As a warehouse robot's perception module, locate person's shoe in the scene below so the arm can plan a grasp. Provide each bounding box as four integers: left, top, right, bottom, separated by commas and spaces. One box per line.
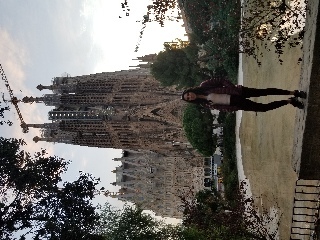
290, 97, 304, 109
294, 90, 307, 99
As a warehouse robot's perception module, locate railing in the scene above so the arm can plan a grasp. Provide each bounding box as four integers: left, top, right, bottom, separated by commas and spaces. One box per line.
290, 180, 320, 240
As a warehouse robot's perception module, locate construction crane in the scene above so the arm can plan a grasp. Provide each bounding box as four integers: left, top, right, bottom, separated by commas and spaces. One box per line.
0, 64, 29, 133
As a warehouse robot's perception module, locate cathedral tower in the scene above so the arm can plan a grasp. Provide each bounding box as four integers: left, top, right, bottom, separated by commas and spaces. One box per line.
25, 68, 194, 156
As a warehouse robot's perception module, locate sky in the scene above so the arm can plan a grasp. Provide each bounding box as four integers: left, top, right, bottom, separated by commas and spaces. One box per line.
0, 0, 187, 222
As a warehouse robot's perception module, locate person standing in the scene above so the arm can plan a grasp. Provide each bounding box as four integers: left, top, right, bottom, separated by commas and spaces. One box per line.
181, 77, 306, 112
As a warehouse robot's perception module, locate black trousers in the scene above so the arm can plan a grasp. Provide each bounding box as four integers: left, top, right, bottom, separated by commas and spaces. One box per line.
230, 87, 291, 112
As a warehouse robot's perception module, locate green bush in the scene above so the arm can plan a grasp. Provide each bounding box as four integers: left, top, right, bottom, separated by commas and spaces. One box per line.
220, 113, 238, 203
182, 104, 215, 156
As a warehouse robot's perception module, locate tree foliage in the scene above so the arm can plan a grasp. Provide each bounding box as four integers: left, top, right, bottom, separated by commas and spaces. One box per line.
121, 0, 177, 26
240, 0, 305, 65
177, 0, 216, 42
147, 0, 177, 27
143, 0, 241, 84
181, 189, 227, 229
150, 47, 208, 88
96, 203, 182, 240
0, 137, 102, 240
180, 0, 304, 66
120, 0, 179, 52
178, 0, 240, 80
0, 101, 12, 127
182, 104, 215, 156
179, 188, 273, 240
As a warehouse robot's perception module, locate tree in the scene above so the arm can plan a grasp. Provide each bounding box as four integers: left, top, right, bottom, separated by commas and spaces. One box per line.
121, 0, 180, 52
182, 104, 215, 156
0, 101, 12, 127
0, 137, 102, 240
179, 187, 277, 240
240, 0, 305, 64
31, 172, 102, 240
180, 189, 227, 231
178, 0, 216, 42
147, 0, 177, 27
180, 0, 240, 80
121, 0, 177, 27
96, 203, 182, 240
151, 47, 208, 88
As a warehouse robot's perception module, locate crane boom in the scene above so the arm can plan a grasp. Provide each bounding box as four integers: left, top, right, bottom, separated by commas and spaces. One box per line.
0, 64, 29, 133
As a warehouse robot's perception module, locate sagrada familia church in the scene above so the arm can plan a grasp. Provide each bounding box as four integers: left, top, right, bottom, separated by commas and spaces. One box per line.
22, 54, 211, 218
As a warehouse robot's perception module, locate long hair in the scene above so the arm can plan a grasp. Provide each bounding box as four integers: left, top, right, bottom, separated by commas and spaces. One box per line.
181, 86, 210, 106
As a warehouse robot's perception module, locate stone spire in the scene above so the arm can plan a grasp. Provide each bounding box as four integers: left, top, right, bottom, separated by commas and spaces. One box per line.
36, 84, 53, 91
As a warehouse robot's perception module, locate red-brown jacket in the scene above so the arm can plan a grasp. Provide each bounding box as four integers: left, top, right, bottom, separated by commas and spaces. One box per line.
200, 77, 243, 112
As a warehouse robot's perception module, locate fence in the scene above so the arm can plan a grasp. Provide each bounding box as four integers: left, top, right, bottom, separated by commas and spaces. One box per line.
290, 180, 320, 240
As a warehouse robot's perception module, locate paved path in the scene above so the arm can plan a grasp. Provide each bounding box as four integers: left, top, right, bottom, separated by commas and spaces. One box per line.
240, 0, 320, 238
292, 0, 320, 180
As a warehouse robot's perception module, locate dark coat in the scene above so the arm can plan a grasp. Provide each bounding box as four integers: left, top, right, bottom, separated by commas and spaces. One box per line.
200, 78, 243, 112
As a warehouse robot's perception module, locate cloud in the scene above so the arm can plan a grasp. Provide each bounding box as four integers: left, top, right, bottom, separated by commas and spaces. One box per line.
0, 28, 53, 155
0, 28, 28, 91
84, 0, 188, 73
81, 157, 88, 168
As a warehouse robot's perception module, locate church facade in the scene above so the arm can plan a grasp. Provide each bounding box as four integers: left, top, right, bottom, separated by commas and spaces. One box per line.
108, 150, 205, 218
23, 66, 210, 218
24, 68, 195, 156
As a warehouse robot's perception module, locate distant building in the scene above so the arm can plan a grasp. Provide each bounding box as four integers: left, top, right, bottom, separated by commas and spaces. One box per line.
109, 150, 205, 218
204, 154, 224, 191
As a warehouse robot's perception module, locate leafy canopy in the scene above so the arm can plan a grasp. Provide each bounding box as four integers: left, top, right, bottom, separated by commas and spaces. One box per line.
182, 104, 215, 156
0, 137, 102, 240
96, 203, 182, 240
151, 47, 208, 88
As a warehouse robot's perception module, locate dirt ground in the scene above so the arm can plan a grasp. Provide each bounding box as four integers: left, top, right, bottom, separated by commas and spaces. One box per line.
239, 0, 320, 238
240, 37, 303, 239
